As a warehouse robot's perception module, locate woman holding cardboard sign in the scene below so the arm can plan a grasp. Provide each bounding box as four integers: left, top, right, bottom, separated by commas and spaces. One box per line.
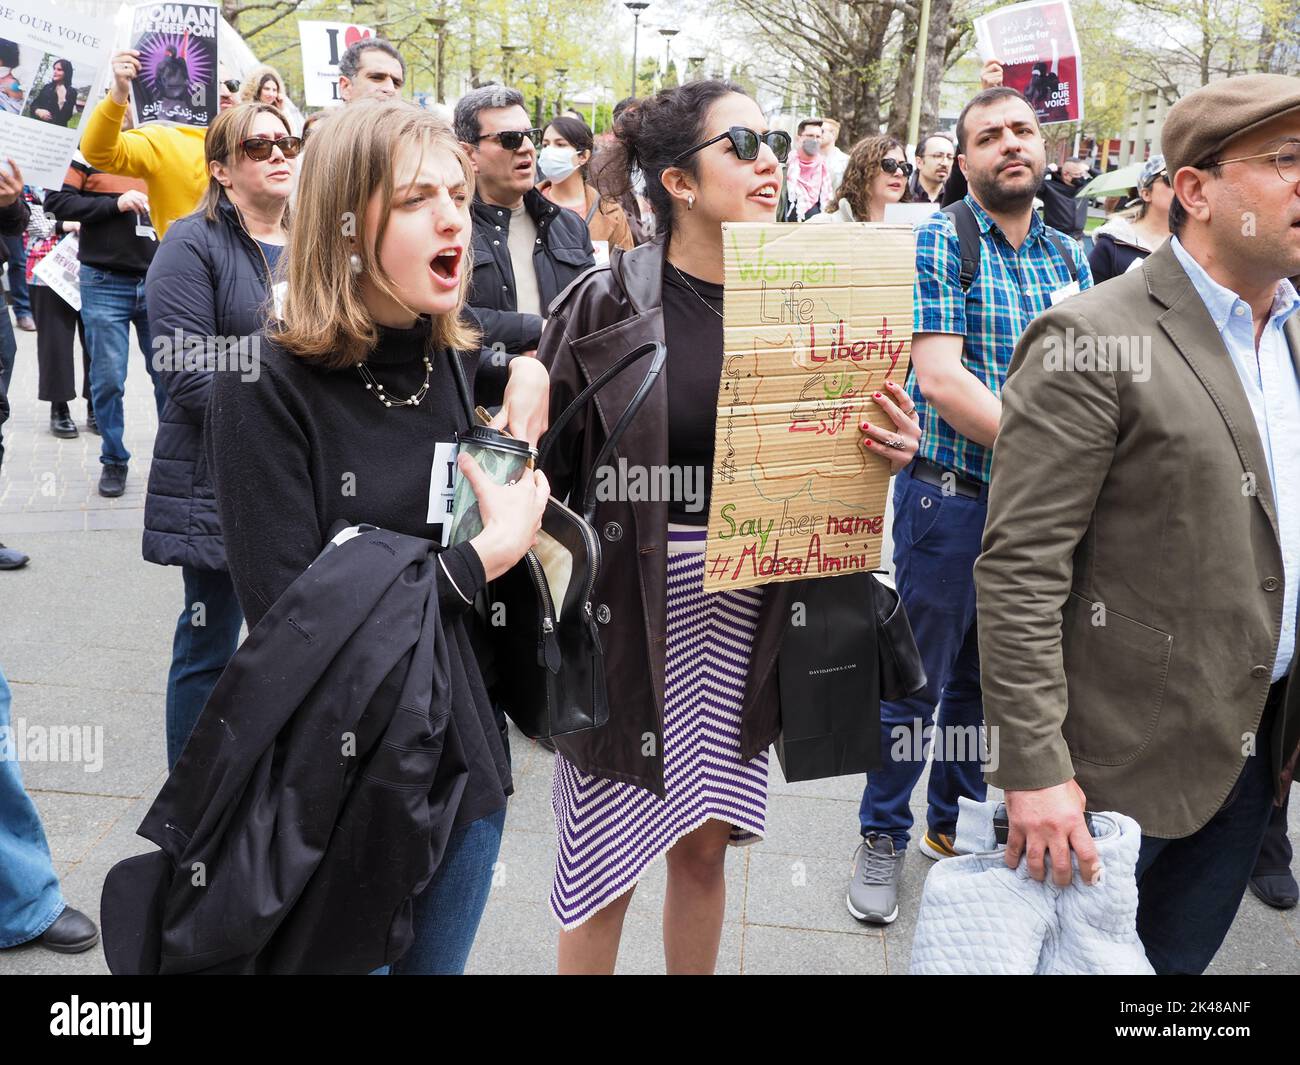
537, 79, 920, 973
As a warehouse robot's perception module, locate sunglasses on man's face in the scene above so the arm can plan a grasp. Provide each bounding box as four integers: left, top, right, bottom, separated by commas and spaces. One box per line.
478, 128, 543, 151
672, 126, 792, 167
241, 134, 303, 162
880, 158, 914, 177
222, 79, 241, 94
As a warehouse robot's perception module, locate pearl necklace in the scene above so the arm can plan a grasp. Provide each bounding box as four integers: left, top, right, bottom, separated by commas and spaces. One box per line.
356, 355, 433, 408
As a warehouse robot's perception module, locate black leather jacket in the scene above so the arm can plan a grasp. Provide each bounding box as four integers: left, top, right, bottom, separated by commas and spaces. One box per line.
469, 186, 594, 406
537, 239, 799, 797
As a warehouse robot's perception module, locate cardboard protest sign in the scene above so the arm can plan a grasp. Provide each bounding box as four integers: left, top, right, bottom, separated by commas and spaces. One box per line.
705, 222, 914, 593
129, 1, 219, 127
975, 0, 1084, 125
0, 0, 114, 190
298, 20, 373, 107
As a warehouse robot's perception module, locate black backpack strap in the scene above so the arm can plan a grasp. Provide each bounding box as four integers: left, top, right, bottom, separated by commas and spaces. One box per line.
940, 200, 982, 292
585, 196, 601, 225
1043, 229, 1080, 282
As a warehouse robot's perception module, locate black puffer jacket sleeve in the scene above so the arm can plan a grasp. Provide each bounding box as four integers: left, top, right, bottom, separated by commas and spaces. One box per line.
470, 309, 544, 409
145, 221, 220, 416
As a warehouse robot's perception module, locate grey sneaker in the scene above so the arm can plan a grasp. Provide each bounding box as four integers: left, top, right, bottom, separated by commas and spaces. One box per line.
847, 833, 905, 924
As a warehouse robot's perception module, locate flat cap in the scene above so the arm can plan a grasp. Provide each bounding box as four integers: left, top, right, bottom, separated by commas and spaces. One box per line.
1162, 73, 1300, 174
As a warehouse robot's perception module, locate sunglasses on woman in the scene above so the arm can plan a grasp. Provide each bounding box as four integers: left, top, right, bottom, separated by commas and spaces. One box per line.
241, 134, 304, 161
880, 158, 914, 177
477, 127, 544, 151
671, 126, 792, 167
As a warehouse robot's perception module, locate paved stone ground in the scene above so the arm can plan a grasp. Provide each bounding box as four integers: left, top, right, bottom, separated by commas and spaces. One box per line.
0, 323, 1296, 975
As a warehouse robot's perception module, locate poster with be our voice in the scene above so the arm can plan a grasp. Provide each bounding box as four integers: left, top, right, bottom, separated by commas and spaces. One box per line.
975, 0, 1085, 126
0, 0, 115, 190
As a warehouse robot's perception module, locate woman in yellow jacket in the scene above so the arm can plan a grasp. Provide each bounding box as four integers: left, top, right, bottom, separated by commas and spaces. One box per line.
80, 50, 240, 237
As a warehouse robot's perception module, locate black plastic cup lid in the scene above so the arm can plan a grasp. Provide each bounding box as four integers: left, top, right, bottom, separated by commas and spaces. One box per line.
457, 424, 537, 458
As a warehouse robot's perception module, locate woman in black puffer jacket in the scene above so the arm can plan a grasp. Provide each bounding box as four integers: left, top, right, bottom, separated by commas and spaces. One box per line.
143, 101, 299, 768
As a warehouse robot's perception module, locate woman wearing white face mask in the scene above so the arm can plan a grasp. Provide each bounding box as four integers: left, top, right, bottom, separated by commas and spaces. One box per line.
537, 116, 634, 257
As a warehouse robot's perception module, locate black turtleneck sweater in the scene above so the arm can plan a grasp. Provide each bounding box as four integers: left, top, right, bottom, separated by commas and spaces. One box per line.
205, 319, 512, 826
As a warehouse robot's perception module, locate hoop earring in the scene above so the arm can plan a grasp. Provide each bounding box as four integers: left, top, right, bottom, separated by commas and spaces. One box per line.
348, 252, 362, 275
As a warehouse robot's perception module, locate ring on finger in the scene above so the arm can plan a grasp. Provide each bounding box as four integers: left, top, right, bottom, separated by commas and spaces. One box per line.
885, 436, 906, 450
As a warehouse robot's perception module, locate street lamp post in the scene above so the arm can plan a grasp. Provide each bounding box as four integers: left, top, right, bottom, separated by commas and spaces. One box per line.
906, 0, 933, 151
554, 67, 568, 116
425, 14, 448, 104
624, 2, 650, 98
501, 43, 520, 85
659, 27, 679, 89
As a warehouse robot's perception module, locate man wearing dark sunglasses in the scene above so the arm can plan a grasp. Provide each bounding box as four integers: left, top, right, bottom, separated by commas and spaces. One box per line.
453, 85, 594, 408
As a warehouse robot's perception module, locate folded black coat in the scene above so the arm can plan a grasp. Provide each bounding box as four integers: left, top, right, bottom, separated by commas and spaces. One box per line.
100, 526, 471, 975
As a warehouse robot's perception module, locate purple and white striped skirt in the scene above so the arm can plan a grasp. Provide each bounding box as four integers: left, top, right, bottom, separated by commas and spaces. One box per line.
549, 525, 768, 929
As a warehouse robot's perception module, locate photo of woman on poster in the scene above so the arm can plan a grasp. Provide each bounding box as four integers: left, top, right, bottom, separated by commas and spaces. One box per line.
28, 57, 79, 126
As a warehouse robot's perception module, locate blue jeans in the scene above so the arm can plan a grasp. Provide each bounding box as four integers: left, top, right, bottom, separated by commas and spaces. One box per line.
1134, 685, 1282, 974
165, 566, 244, 769
859, 464, 988, 846
4, 235, 29, 318
376, 806, 506, 975
0, 666, 66, 947
79, 265, 164, 466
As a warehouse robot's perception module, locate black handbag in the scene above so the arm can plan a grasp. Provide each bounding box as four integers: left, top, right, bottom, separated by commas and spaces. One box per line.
775, 571, 925, 782
449, 341, 667, 739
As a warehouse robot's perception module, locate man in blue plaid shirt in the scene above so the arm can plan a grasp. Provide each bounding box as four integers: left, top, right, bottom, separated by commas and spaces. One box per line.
848, 87, 1093, 926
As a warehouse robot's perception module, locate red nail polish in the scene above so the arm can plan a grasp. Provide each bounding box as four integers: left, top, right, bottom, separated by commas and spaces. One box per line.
874, 392, 882, 398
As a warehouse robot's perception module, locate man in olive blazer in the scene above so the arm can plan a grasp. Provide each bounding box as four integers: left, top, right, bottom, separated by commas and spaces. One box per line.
975, 74, 1300, 974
